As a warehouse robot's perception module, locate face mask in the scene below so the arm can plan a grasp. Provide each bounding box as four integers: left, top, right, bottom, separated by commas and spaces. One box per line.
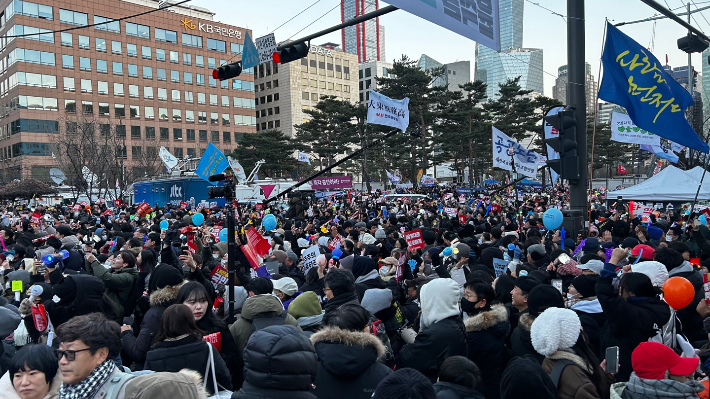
566, 293, 576, 299
666, 235, 673, 241
478, 239, 483, 245
213, 254, 219, 259
460, 298, 482, 315
379, 266, 389, 276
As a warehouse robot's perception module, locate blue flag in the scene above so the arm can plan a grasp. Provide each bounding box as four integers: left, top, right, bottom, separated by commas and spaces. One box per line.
640, 144, 679, 163
599, 22, 708, 153
195, 143, 228, 185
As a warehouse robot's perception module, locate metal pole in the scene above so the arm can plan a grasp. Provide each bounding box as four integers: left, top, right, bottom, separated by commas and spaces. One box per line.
688, 3, 693, 95
567, 0, 587, 236
226, 199, 236, 319
692, 156, 709, 211
276, 5, 398, 50
637, 0, 710, 41
616, 4, 710, 26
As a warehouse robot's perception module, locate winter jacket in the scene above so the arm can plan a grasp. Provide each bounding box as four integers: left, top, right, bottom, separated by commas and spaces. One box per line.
397, 316, 468, 383
87, 260, 139, 322
541, 350, 608, 399
463, 304, 510, 399
433, 382, 486, 399
510, 313, 544, 364
297, 312, 324, 334
43, 274, 115, 328
0, 370, 61, 399
121, 369, 208, 399
597, 264, 671, 382
196, 314, 242, 389
354, 273, 388, 302
668, 261, 706, 343
310, 326, 392, 399
144, 336, 232, 395
571, 299, 606, 359
615, 372, 705, 399
228, 294, 301, 352
121, 282, 183, 369
232, 325, 318, 399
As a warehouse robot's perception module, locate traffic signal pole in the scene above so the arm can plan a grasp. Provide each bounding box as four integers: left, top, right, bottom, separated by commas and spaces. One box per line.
567, 0, 587, 236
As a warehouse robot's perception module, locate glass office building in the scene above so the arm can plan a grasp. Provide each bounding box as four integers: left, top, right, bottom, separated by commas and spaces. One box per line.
341, 0, 384, 62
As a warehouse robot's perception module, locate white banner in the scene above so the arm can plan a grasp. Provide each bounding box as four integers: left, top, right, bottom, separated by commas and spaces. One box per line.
385, 0, 500, 52
159, 146, 178, 169
386, 170, 400, 184
226, 156, 248, 182
420, 175, 436, 186
367, 91, 410, 131
492, 127, 540, 179
298, 151, 311, 165
611, 112, 661, 146
544, 106, 563, 183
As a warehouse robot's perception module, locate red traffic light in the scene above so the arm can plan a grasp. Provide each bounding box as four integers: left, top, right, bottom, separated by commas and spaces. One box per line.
272, 52, 281, 64
212, 69, 219, 80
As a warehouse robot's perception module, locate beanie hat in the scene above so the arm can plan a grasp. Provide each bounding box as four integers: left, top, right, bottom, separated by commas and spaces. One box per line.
647, 226, 664, 241
570, 275, 598, 298
531, 307, 581, 357
151, 265, 184, 290
514, 276, 542, 295
339, 254, 354, 271
286, 251, 299, 264
288, 291, 322, 319
361, 288, 393, 315
631, 261, 669, 288
272, 277, 298, 297
270, 250, 288, 264
351, 256, 377, 279
527, 284, 564, 317
527, 244, 546, 261
375, 228, 386, 239
372, 368, 435, 399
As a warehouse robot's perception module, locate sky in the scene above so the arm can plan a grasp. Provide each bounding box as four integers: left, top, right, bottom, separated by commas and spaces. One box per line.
191, 0, 710, 97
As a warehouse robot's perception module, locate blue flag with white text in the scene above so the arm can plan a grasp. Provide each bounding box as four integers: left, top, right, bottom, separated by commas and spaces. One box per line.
599, 22, 708, 153
195, 143, 228, 185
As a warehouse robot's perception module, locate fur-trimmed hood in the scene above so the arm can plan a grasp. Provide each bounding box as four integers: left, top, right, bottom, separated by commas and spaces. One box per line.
464, 304, 509, 332
311, 326, 386, 378
149, 281, 185, 307
518, 312, 534, 332
547, 349, 594, 374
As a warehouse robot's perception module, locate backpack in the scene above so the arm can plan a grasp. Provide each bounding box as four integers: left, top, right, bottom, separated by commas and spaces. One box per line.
550, 359, 575, 390
102, 371, 137, 399
649, 308, 678, 350
249, 312, 288, 333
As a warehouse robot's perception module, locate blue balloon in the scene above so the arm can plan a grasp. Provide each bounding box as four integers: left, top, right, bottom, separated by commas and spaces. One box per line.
443, 247, 453, 257
262, 214, 277, 231
332, 248, 343, 259
543, 208, 564, 230
219, 228, 228, 243
701, 214, 708, 226
160, 220, 169, 230
192, 212, 205, 226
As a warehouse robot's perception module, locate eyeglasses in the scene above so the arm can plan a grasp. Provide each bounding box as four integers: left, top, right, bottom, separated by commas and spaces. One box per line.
56, 348, 91, 361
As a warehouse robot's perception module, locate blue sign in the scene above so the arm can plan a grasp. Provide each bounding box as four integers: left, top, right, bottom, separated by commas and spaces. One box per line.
599, 22, 709, 153
241, 31, 260, 69
195, 143, 228, 185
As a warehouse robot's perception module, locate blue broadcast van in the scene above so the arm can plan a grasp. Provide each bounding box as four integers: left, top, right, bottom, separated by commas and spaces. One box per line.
131, 177, 226, 208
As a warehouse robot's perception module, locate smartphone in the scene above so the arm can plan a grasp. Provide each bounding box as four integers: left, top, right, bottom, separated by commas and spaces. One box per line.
552, 279, 563, 293
605, 346, 620, 374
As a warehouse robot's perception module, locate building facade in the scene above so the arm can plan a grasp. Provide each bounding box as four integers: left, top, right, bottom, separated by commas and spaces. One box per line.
597, 102, 625, 125
552, 62, 598, 117
0, 0, 256, 182
341, 0, 385, 63
254, 44, 358, 138
474, 0, 544, 99
419, 54, 471, 92
358, 59, 392, 103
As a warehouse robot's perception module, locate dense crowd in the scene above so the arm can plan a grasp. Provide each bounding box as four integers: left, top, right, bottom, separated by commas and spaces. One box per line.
0, 186, 708, 399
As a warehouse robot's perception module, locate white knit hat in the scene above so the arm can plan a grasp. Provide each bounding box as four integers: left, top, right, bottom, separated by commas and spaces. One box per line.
531, 307, 581, 357
631, 261, 669, 288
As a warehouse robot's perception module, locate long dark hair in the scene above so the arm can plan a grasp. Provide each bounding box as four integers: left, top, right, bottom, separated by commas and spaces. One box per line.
569, 331, 608, 398
139, 249, 157, 274
154, 304, 205, 344
620, 272, 657, 298
493, 274, 515, 305
175, 281, 225, 329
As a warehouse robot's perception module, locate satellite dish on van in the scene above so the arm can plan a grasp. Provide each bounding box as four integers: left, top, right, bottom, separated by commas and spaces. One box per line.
49, 168, 66, 184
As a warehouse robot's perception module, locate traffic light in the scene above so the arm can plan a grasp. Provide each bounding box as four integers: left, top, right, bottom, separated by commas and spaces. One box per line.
544, 109, 579, 180
273, 42, 309, 64
212, 61, 242, 81
678, 33, 709, 53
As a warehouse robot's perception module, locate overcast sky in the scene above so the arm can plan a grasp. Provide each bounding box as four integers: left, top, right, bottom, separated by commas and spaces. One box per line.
193, 0, 710, 97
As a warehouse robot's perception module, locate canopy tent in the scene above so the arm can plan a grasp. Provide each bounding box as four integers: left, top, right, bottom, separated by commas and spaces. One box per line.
516, 179, 543, 188
610, 166, 710, 201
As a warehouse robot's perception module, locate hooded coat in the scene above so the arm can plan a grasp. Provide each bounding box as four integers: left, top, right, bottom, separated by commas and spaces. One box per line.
43, 274, 115, 328
668, 261, 706, 343
228, 294, 301, 352
88, 260, 139, 322
463, 304, 510, 399
510, 313, 544, 364
541, 350, 607, 399
310, 326, 391, 399
433, 382, 486, 399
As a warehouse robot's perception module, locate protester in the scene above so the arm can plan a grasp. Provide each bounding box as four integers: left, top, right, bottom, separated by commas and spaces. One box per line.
433, 356, 485, 399
0, 344, 60, 399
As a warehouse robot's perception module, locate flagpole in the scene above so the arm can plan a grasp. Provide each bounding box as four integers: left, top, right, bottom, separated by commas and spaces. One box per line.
691, 153, 709, 212
589, 20, 608, 234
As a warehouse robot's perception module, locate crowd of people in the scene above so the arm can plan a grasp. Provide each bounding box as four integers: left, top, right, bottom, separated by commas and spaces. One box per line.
0, 185, 708, 399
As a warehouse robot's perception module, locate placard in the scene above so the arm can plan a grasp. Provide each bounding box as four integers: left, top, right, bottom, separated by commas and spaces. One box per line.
493, 258, 510, 277
404, 229, 425, 251
301, 245, 320, 274
210, 264, 229, 287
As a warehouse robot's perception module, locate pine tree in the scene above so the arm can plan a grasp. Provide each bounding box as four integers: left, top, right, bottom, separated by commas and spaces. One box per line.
231, 130, 297, 178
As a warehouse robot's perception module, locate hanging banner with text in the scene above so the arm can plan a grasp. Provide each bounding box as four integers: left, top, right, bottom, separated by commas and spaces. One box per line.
310, 176, 353, 190
492, 127, 540, 179
610, 112, 662, 146
367, 91, 410, 131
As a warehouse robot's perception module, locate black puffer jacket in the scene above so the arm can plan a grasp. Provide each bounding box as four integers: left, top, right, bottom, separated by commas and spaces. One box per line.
510, 313, 543, 364
396, 316, 468, 383
463, 305, 510, 399
144, 336, 232, 395
310, 326, 392, 399
433, 382, 486, 399
669, 264, 706, 343
44, 274, 116, 328
597, 272, 671, 382
232, 325, 318, 399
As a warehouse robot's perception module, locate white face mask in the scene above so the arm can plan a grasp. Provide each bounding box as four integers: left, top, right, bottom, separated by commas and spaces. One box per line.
379, 266, 389, 276
666, 235, 673, 242
566, 293, 576, 299
212, 254, 220, 259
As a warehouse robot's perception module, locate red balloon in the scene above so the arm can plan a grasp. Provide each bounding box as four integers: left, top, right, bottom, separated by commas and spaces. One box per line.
662, 276, 695, 310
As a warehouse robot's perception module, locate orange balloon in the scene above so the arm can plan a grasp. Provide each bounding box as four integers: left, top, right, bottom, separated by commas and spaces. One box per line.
662, 276, 695, 310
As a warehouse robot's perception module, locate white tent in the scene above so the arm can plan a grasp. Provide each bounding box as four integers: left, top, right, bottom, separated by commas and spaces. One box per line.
610, 166, 710, 201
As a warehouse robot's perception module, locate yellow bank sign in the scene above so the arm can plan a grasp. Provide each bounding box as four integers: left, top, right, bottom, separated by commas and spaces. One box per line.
180, 18, 242, 39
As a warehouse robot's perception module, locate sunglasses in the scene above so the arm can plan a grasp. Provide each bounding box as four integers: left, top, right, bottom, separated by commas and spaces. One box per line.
56, 348, 91, 361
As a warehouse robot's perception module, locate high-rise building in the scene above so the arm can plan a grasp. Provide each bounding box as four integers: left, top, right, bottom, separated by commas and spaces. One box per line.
419, 54, 471, 92
0, 0, 255, 182
597, 102, 625, 125
341, 0, 384, 63
552, 63, 598, 117
665, 63, 703, 136
474, 0, 544, 99
254, 44, 358, 137
358, 59, 392, 103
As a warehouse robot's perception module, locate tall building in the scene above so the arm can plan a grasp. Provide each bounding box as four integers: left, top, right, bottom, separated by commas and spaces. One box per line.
419, 54, 471, 92
0, 0, 255, 182
666, 63, 703, 136
341, 0, 385, 63
474, 0, 544, 99
552, 63, 598, 117
597, 102, 625, 125
254, 44, 358, 137
358, 59, 392, 103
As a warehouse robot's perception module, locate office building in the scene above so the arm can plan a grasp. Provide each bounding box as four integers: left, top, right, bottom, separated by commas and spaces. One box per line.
418, 54, 471, 92
341, 0, 385, 62
666, 63, 703, 135
474, 0, 544, 99
0, 0, 256, 182
597, 102, 625, 125
254, 44, 358, 137
552, 62, 598, 116
358, 59, 392, 103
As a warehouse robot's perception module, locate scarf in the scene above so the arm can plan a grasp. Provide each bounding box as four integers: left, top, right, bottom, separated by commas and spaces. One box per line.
59, 359, 115, 399
622, 373, 705, 399
324, 291, 359, 315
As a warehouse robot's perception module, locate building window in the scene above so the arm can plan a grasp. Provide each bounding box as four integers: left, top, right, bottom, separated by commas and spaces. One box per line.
211, 131, 220, 142
207, 38, 226, 52
128, 64, 138, 77
158, 88, 167, 101
198, 111, 207, 123
210, 94, 217, 106
199, 130, 207, 141
62, 55, 73, 69
187, 148, 196, 158
196, 55, 204, 67
61, 32, 72, 46
127, 43, 137, 57
97, 103, 109, 116
132, 146, 142, 158
155, 28, 177, 43
174, 148, 183, 158
182, 53, 192, 66
131, 125, 141, 138
112, 62, 122, 75
160, 127, 169, 139
142, 46, 151, 59
197, 93, 205, 104
65, 99, 76, 113
185, 91, 194, 103
210, 113, 219, 124
81, 101, 93, 115
173, 128, 182, 140
115, 104, 125, 117
223, 131, 231, 142
77, 34, 89, 49
196, 74, 205, 86
222, 113, 230, 125
95, 38, 106, 52
80, 79, 91, 93
184, 72, 193, 85
182, 33, 202, 48
143, 66, 153, 79
171, 89, 180, 102
8, 1, 53, 20
129, 85, 138, 98
59, 9, 87, 26
208, 76, 217, 88
159, 108, 168, 121
63, 77, 75, 91
94, 16, 120, 33
145, 107, 154, 119
79, 57, 90, 71
126, 22, 150, 39
146, 126, 155, 138
221, 96, 229, 107
230, 42, 243, 54
111, 41, 121, 54
186, 110, 194, 122
130, 105, 139, 118
156, 48, 165, 61
157, 68, 166, 81
302, 92, 309, 100
170, 70, 179, 83
97, 59, 107, 73
98, 81, 108, 94
113, 83, 124, 96
144, 86, 153, 99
